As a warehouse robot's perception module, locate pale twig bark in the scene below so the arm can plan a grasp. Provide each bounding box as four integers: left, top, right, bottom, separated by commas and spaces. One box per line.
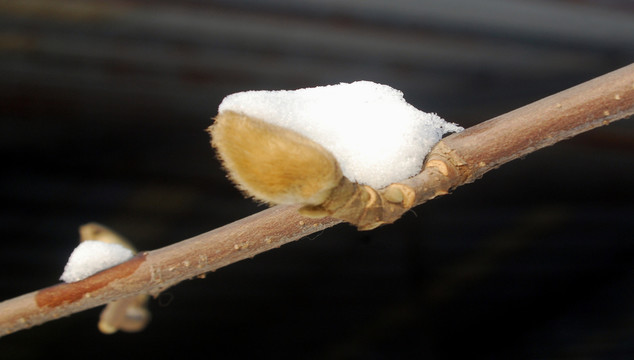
1, 63, 632, 337
324, 63, 634, 229
0, 206, 341, 337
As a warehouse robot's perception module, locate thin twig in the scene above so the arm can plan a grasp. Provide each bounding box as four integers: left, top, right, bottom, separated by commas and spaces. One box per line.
1, 63, 632, 337
0, 206, 341, 336
298, 63, 634, 229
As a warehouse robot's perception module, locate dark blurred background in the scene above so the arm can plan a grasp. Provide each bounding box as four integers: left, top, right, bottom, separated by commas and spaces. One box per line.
1, 0, 633, 359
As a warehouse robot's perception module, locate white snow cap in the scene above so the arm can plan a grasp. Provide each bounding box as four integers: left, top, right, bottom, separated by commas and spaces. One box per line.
60, 240, 134, 283
219, 81, 463, 189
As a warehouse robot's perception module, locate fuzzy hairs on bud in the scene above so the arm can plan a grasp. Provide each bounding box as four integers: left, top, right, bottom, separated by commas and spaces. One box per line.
209, 111, 343, 206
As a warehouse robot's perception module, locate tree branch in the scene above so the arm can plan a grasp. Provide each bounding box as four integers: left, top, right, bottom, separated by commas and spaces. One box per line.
1, 63, 632, 337
294, 63, 634, 229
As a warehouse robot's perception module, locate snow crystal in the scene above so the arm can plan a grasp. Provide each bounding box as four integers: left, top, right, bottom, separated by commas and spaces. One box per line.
60, 240, 134, 283
218, 81, 462, 189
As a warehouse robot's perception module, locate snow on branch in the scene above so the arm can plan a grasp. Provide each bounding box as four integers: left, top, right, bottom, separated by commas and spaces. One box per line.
0, 63, 632, 337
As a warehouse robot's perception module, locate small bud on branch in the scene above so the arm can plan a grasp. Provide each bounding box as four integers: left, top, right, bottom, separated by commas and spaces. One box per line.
0, 63, 632, 337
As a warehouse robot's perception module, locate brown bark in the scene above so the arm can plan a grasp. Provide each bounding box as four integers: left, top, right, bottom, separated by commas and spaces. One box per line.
324, 63, 634, 229
0, 63, 632, 337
